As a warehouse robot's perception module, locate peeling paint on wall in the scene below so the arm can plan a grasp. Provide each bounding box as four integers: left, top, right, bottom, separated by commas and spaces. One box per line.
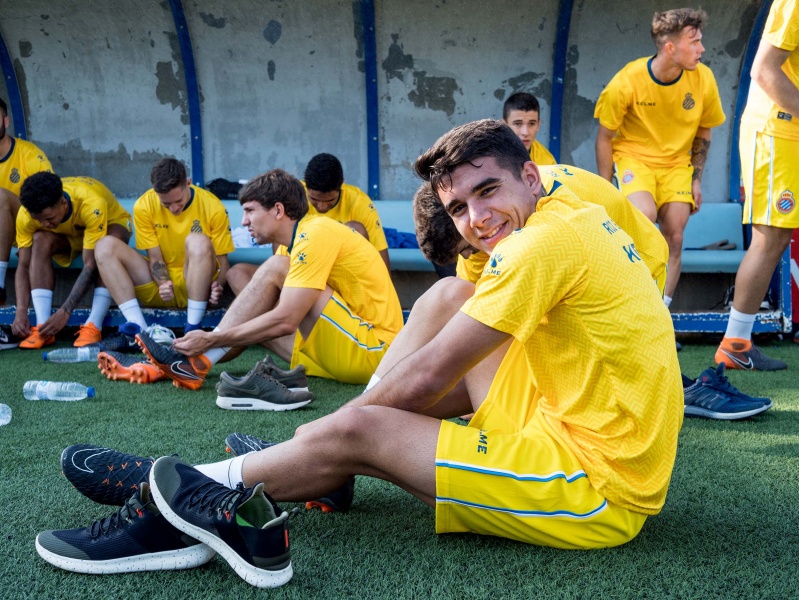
18, 40, 32, 58
351, 1, 364, 72
382, 34, 414, 82
268, 60, 276, 81
724, 2, 758, 58
495, 71, 553, 104
408, 71, 460, 116
263, 20, 282, 45
199, 12, 227, 29
561, 45, 596, 165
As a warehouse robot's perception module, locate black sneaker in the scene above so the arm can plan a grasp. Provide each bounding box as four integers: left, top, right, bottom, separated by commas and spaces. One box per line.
95, 322, 141, 354
0, 286, 6, 305
35, 482, 215, 574
223, 433, 354, 513
261, 355, 310, 392
149, 456, 293, 588
216, 363, 313, 411
136, 331, 211, 390
225, 433, 277, 456
61, 444, 155, 506
699, 363, 773, 410
683, 367, 770, 420
0, 324, 21, 350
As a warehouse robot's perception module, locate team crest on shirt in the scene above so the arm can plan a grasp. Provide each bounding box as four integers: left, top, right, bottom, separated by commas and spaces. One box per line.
190, 220, 202, 233
10, 168, 20, 184
682, 93, 695, 110
776, 190, 796, 214
622, 170, 634, 184
484, 253, 504, 276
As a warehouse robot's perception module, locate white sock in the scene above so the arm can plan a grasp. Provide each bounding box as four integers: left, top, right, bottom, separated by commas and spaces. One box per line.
663, 295, 673, 308
366, 373, 381, 391
725, 308, 756, 341
186, 299, 207, 326
118, 299, 148, 330
0, 260, 7, 287
204, 326, 230, 366
86, 288, 113, 328
31, 289, 53, 325
194, 455, 246, 488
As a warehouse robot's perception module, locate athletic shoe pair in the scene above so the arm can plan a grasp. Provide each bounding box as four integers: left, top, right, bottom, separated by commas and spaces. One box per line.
96, 325, 180, 385
216, 356, 313, 411
683, 364, 772, 420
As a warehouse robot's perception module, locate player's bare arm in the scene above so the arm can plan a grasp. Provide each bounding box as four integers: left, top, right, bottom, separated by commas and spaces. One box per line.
146, 246, 173, 302
752, 41, 799, 114
12, 246, 32, 337
595, 124, 617, 182
37, 248, 99, 337
346, 311, 510, 413
690, 127, 711, 212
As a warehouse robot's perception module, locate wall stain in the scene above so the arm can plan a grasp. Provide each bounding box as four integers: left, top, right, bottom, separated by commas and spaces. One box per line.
496, 71, 552, 102
351, 1, 364, 73
561, 45, 595, 165
268, 60, 276, 81
62, 103, 69, 110
154, 32, 190, 125
408, 71, 460, 116
199, 12, 227, 29
263, 20, 282, 45
725, 2, 759, 58
538, 17, 547, 31
382, 34, 413, 82
19, 41, 32, 58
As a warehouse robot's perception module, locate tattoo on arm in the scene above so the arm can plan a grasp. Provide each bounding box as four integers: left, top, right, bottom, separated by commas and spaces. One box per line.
61, 267, 98, 314
691, 137, 710, 182
152, 261, 169, 283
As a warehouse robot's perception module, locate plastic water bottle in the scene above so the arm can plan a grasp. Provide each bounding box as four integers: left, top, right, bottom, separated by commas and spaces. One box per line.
43, 346, 102, 363
0, 403, 11, 426
23, 381, 95, 401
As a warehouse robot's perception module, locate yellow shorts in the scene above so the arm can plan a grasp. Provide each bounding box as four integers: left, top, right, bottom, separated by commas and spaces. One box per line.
134, 266, 190, 308
53, 217, 132, 267
740, 126, 799, 228
291, 291, 390, 385
614, 156, 694, 211
435, 342, 646, 549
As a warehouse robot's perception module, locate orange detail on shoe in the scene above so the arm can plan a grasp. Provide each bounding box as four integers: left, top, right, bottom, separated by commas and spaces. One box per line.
102, 478, 110, 485
305, 501, 335, 513
225, 447, 232, 453
98, 352, 165, 384
74, 323, 102, 347
116, 481, 123, 487
136, 508, 144, 517
121, 463, 128, 469
19, 326, 56, 349
719, 336, 752, 352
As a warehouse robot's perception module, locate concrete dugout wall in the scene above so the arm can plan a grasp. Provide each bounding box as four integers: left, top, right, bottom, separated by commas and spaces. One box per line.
0, 0, 766, 201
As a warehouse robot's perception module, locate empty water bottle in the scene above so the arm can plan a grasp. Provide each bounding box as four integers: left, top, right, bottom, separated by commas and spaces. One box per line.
0, 403, 11, 425
23, 381, 95, 401
43, 346, 102, 363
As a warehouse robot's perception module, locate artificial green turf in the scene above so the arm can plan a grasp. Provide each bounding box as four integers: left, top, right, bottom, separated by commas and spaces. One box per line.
0, 337, 798, 599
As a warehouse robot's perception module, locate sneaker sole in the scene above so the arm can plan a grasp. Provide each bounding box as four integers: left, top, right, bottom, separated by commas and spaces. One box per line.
216, 396, 312, 411
684, 404, 771, 420
98, 354, 163, 384
0, 342, 19, 350
148, 470, 293, 589
35, 535, 215, 574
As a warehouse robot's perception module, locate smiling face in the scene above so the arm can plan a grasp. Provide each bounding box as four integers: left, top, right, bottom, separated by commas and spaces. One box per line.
436, 157, 541, 254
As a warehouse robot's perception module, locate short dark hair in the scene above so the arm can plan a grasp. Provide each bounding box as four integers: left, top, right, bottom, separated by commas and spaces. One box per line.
20, 172, 63, 214
150, 158, 188, 193
239, 168, 309, 220
0, 98, 7, 118
502, 92, 541, 121
304, 153, 344, 192
413, 182, 463, 266
651, 8, 707, 49
414, 119, 530, 195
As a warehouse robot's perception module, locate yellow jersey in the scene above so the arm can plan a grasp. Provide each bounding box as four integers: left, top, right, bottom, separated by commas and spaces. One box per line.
0, 138, 52, 196
595, 57, 726, 167
133, 185, 234, 268
283, 214, 403, 343
530, 139, 556, 166
456, 252, 489, 283
742, 0, 799, 140
461, 185, 683, 514
305, 182, 388, 252
16, 176, 130, 250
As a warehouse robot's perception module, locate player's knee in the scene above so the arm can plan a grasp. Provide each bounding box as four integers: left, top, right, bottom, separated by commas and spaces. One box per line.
254, 255, 288, 286
413, 277, 473, 317
184, 232, 213, 257
94, 235, 124, 260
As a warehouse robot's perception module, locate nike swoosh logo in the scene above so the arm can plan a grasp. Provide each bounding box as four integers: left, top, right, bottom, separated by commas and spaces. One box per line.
170, 361, 201, 380
71, 448, 112, 473
720, 349, 754, 369
0, 332, 8, 343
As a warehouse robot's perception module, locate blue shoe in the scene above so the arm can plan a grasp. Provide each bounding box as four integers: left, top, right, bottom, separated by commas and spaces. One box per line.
702, 363, 772, 409
223, 433, 354, 513
61, 444, 155, 506
149, 456, 293, 588
683, 366, 771, 420
183, 322, 202, 334
35, 482, 214, 574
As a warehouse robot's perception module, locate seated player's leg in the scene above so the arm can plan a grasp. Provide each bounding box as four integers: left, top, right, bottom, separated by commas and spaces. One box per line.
95, 235, 157, 329
655, 165, 693, 300
227, 263, 258, 296
221, 255, 289, 326
0, 188, 20, 303
182, 232, 217, 331
614, 156, 658, 222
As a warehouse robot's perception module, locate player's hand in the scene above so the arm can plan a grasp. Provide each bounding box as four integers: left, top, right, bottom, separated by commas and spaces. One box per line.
691, 180, 703, 214
173, 330, 213, 356
38, 309, 70, 337
158, 280, 175, 302
209, 280, 224, 305
12, 311, 30, 338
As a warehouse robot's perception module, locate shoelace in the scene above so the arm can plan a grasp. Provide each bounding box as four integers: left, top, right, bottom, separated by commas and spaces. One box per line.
252, 365, 289, 389
89, 495, 148, 538
189, 481, 250, 520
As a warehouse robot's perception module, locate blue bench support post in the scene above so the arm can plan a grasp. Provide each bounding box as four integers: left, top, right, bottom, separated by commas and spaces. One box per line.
0, 24, 27, 139
362, 0, 380, 200
549, 0, 574, 163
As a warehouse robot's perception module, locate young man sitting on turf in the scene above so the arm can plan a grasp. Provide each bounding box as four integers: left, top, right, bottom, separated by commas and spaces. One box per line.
36, 121, 689, 590
132, 168, 403, 400
13, 173, 131, 348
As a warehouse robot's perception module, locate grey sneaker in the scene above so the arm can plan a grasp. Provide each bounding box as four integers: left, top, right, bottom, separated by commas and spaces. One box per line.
260, 355, 309, 392
216, 363, 314, 411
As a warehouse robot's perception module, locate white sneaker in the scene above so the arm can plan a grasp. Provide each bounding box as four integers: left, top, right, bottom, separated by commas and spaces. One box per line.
144, 324, 176, 346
